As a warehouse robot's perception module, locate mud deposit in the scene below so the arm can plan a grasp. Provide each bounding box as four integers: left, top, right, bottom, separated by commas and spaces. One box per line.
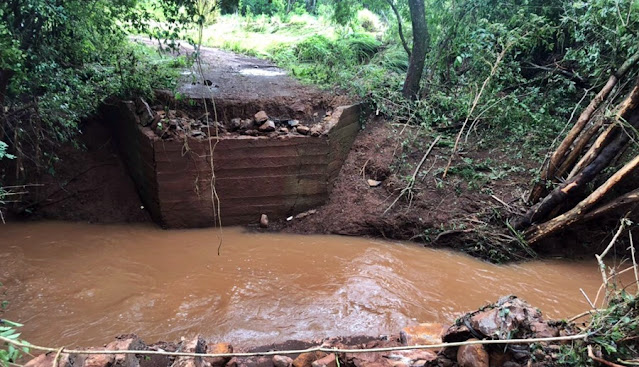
1, 222, 633, 348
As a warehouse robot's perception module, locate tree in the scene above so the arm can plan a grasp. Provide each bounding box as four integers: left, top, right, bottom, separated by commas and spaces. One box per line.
401, 0, 428, 99
0, 0, 200, 182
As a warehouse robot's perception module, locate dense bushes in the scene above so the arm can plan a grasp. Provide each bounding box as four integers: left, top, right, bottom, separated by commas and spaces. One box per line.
218, 0, 639, 154
0, 0, 190, 182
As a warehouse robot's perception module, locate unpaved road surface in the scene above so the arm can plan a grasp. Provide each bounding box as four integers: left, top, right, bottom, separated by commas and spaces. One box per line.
133, 37, 325, 102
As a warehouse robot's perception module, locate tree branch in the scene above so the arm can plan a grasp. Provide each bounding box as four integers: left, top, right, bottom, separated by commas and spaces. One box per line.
385, 0, 411, 57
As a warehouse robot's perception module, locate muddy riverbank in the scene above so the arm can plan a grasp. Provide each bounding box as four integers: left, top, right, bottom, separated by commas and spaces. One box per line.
18, 295, 591, 367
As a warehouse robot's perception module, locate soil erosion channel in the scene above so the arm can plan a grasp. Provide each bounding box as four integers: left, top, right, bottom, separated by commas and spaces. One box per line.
0, 222, 622, 349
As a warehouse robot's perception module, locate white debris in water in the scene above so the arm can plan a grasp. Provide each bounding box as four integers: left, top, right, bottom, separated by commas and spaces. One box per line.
239, 68, 285, 76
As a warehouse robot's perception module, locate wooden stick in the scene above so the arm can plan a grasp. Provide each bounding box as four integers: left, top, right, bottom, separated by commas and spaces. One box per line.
555, 116, 605, 179
566, 309, 605, 323
580, 288, 596, 309
588, 345, 625, 367
531, 50, 639, 203
384, 136, 440, 214
442, 42, 512, 179
592, 266, 639, 308
525, 155, 639, 244
581, 188, 639, 222
594, 220, 627, 300
568, 122, 618, 179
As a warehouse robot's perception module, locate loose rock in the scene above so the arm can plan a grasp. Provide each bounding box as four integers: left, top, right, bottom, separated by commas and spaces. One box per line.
24, 353, 72, 367
311, 354, 336, 367
242, 129, 259, 136
107, 336, 146, 367
310, 125, 323, 137
260, 214, 269, 228
296, 126, 310, 135
400, 323, 446, 348
287, 120, 300, 127
255, 111, 269, 123
367, 179, 382, 188
84, 353, 115, 367
205, 343, 233, 367
294, 209, 317, 219
259, 120, 276, 132
273, 356, 293, 367
293, 352, 327, 367
172, 336, 207, 367
229, 118, 242, 131
241, 119, 254, 130
457, 341, 489, 367
136, 98, 154, 127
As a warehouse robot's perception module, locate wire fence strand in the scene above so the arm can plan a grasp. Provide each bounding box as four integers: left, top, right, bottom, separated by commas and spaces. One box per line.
0, 333, 590, 359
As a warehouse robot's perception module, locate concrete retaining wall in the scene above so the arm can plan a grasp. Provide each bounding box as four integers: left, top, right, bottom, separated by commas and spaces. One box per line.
110, 103, 362, 228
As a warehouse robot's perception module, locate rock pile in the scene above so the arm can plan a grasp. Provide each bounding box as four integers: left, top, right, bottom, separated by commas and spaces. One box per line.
125, 98, 330, 141
22, 297, 578, 367
426, 296, 576, 367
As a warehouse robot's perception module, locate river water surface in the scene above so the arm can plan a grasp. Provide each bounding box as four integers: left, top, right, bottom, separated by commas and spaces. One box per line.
0, 222, 633, 348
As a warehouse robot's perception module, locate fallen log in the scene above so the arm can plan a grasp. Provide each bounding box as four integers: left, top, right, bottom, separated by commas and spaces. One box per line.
581, 188, 639, 223
517, 79, 639, 229
567, 122, 618, 179
555, 114, 606, 179
529, 50, 639, 203
525, 154, 639, 244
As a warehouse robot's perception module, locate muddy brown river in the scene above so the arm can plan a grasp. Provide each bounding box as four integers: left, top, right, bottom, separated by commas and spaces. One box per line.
0, 222, 633, 348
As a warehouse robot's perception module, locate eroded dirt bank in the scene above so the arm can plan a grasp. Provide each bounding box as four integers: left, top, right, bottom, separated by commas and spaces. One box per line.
276, 116, 633, 261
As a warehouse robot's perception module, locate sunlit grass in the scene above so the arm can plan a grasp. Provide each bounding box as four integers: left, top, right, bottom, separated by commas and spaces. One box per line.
197, 14, 338, 57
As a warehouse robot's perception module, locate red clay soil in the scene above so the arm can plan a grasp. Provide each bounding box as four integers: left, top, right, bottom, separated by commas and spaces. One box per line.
276, 117, 549, 261
276, 115, 632, 260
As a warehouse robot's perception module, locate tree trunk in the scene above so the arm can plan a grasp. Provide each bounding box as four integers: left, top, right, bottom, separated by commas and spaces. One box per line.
554, 115, 606, 179
568, 122, 617, 179
402, 0, 428, 100
0, 69, 14, 107
386, 0, 411, 57
581, 188, 639, 223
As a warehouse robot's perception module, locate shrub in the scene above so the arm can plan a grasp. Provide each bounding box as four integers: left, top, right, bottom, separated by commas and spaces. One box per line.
344, 32, 381, 62
356, 8, 382, 33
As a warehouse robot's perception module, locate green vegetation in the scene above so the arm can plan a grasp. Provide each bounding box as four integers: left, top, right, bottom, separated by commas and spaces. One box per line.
0, 319, 30, 367
556, 276, 638, 365
191, 0, 637, 156
0, 1, 193, 188
2, 0, 636, 184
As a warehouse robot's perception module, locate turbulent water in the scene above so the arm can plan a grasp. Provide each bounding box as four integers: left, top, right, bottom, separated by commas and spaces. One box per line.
0, 222, 632, 348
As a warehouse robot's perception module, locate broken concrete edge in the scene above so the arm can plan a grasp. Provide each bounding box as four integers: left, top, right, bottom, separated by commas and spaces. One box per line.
23, 297, 578, 367
107, 98, 364, 228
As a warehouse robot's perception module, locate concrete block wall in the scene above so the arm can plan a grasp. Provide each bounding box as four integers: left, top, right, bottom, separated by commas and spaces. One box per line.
112, 103, 362, 228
